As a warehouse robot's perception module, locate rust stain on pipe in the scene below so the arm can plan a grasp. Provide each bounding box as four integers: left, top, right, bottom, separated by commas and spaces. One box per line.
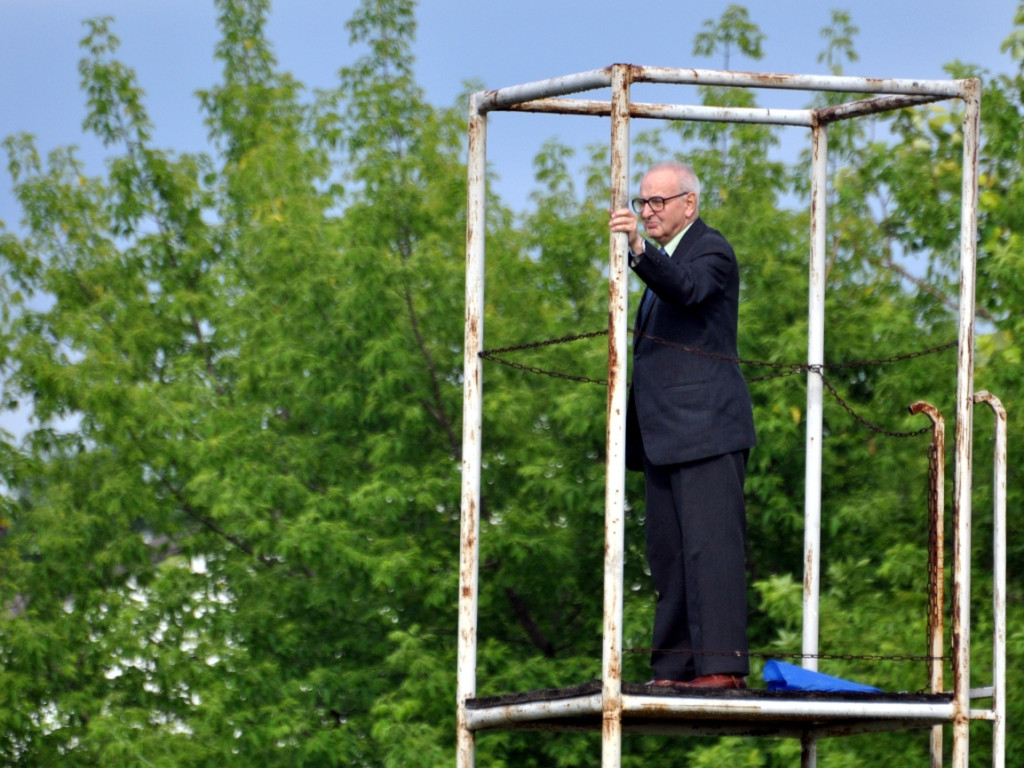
909, 401, 945, 702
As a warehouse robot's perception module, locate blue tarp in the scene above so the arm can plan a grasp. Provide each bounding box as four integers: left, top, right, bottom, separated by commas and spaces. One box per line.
763, 660, 882, 693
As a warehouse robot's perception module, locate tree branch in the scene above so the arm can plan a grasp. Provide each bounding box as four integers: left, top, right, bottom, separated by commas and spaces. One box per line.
881, 255, 995, 322
505, 586, 555, 658
402, 285, 459, 456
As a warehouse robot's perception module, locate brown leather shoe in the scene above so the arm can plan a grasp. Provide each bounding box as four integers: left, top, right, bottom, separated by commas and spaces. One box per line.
648, 674, 747, 690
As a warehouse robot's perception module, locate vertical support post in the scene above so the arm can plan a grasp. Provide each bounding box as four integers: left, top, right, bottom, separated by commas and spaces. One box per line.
804, 120, 827, 668
909, 401, 946, 768
951, 79, 980, 768
456, 93, 487, 768
973, 391, 1006, 768
801, 118, 828, 768
602, 63, 631, 768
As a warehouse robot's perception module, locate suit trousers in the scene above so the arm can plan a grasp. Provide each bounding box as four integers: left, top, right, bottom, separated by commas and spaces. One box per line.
643, 449, 750, 681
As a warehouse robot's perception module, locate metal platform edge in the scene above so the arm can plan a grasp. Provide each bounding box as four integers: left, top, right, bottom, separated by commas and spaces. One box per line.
465, 681, 955, 738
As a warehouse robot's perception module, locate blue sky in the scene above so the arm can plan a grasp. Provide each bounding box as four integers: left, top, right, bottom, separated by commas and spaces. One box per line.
0, 0, 1020, 435
1, 0, 1018, 218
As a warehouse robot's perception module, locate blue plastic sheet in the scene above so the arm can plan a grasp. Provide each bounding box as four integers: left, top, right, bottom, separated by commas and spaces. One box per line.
763, 660, 882, 693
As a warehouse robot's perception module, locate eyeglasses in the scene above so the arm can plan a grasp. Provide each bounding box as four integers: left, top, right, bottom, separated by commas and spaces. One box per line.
630, 191, 691, 213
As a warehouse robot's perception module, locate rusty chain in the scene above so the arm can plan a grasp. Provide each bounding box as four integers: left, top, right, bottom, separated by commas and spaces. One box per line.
479, 330, 614, 385
927, 436, 943, 632
817, 371, 934, 438
479, 330, 956, 438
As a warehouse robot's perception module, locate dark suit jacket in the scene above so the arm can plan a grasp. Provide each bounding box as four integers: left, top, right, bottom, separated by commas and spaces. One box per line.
625, 217, 756, 470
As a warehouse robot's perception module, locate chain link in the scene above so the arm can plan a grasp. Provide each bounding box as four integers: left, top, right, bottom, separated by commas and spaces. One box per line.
479, 331, 956, 438
817, 371, 934, 438
479, 330, 612, 385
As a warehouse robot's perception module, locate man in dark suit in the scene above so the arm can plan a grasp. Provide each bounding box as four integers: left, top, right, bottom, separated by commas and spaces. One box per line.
609, 162, 756, 690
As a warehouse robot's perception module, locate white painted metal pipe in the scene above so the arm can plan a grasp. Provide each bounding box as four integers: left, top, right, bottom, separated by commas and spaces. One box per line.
465, 693, 957, 732
476, 68, 612, 112
456, 93, 488, 768
803, 121, 827, 673
624, 695, 955, 721
973, 391, 1007, 768
600, 62, 632, 768
466, 693, 604, 731
814, 93, 948, 123
801, 118, 828, 768
504, 98, 816, 127
631, 66, 968, 98
505, 94, 949, 128
951, 79, 981, 768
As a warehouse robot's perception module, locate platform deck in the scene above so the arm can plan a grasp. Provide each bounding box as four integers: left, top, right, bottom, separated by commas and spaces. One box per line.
466, 681, 954, 739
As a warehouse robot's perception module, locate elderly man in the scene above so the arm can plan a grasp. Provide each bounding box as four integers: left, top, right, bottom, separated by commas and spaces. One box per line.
609, 162, 756, 689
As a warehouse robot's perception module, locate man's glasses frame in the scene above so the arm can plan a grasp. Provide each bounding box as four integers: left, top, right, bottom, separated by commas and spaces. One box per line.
630, 191, 692, 213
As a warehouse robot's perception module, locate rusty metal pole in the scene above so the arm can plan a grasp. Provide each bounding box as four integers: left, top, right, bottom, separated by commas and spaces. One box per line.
973, 391, 1007, 768
951, 78, 980, 768
456, 92, 487, 768
601, 62, 632, 768
910, 401, 946, 768
801, 117, 828, 768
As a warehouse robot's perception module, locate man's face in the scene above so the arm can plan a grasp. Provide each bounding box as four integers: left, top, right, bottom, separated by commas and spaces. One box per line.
638, 167, 697, 246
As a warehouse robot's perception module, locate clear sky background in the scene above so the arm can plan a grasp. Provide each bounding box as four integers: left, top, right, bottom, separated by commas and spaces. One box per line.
1, 0, 1019, 219
0, 0, 1020, 435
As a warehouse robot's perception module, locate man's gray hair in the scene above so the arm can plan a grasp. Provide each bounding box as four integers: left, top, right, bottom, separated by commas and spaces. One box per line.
648, 161, 702, 203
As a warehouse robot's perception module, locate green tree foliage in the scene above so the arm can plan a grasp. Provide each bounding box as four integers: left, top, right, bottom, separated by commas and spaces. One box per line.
1, 1, 1022, 766
0, 0, 468, 764
693, 3, 765, 69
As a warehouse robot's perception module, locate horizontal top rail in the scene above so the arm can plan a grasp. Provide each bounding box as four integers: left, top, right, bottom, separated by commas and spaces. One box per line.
475, 65, 975, 115
632, 66, 971, 98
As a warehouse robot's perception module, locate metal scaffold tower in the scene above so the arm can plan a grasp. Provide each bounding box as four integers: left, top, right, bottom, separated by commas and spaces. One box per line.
457, 65, 1005, 768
